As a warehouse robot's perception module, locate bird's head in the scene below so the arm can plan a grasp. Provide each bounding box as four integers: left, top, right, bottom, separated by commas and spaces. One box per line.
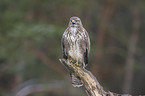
69, 16, 82, 27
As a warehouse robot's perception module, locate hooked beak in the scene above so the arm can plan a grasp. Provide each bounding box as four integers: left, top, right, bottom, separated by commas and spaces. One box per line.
71, 20, 75, 24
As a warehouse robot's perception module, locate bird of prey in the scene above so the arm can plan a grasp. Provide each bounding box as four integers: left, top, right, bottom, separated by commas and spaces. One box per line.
61, 16, 90, 87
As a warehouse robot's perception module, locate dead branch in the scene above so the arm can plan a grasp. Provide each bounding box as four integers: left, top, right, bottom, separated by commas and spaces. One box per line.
59, 59, 131, 96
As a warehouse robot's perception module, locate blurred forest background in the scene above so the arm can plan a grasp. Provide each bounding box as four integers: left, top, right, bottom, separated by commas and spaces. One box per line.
0, 0, 145, 96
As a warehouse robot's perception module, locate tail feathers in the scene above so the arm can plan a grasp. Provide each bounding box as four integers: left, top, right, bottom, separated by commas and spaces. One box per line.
70, 72, 83, 87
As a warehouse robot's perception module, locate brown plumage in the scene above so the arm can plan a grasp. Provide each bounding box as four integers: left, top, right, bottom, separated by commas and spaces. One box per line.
61, 16, 90, 87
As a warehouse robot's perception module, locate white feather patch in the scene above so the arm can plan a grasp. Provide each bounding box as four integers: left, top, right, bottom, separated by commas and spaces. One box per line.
68, 27, 83, 61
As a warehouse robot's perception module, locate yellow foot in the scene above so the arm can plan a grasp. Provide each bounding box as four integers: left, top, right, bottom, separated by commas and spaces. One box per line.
67, 59, 73, 63
70, 59, 73, 63
74, 62, 81, 67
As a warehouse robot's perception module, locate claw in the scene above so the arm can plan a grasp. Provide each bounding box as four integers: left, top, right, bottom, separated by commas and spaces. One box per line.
67, 59, 73, 63
70, 59, 73, 63
74, 62, 81, 67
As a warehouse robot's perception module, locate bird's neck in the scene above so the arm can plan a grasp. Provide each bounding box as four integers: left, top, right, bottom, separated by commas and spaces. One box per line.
70, 27, 78, 35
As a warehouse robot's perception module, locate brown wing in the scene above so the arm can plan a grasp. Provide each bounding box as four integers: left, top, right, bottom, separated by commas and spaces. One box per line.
61, 28, 69, 60
84, 30, 90, 65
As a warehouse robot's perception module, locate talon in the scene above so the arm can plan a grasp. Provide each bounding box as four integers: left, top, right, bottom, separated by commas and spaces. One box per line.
74, 62, 81, 67
69, 59, 73, 63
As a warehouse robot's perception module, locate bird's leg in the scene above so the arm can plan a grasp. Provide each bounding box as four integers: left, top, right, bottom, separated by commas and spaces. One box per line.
74, 59, 81, 67
69, 59, 73, 63
67, 57, 73, 63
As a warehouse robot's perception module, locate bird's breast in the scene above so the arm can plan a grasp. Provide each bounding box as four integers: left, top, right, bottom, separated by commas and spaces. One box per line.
68, 41, 83, 61
67, 27, 84, 61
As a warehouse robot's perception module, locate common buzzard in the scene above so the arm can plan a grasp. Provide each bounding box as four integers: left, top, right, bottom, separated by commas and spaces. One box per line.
61, 16, 90, 87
